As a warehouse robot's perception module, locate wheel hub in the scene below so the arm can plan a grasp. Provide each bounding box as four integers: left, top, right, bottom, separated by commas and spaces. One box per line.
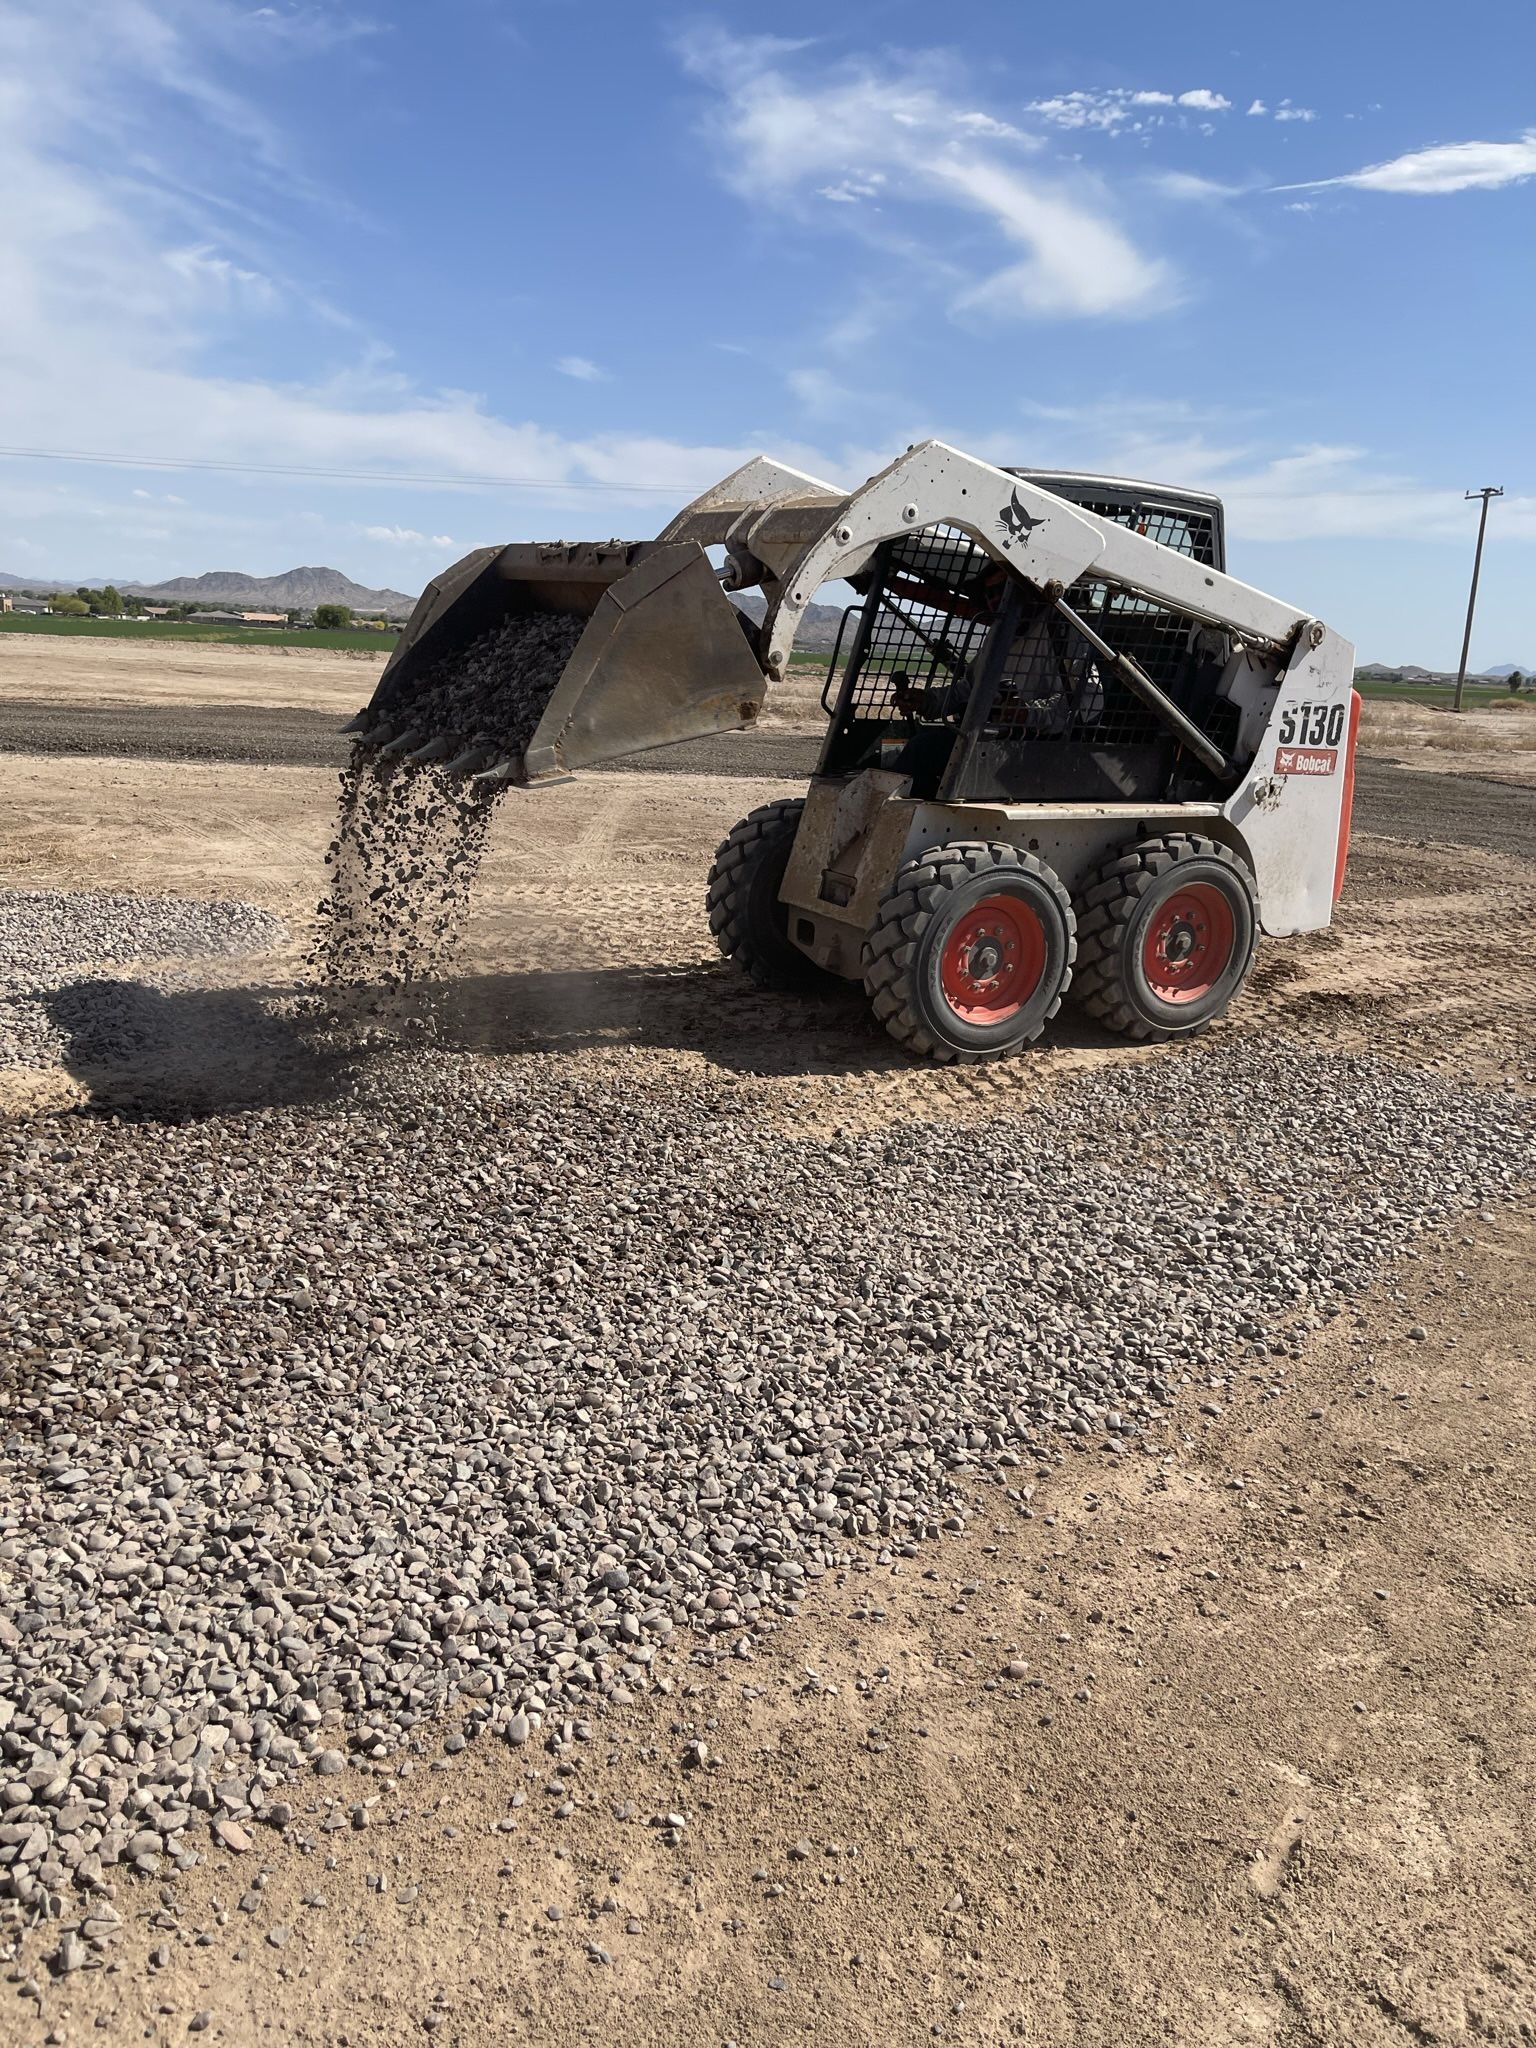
1161, 919, 1198, 964
1141, 883, 1236, 1005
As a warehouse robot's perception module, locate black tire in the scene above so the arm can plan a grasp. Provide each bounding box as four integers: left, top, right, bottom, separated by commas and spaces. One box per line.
1074, 833, 1258, 1042
862, 841, 1075, 1063
707, 798, 825, 991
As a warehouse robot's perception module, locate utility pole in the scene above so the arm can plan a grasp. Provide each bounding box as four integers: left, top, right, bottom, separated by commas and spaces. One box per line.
1453, 486, 1503, 712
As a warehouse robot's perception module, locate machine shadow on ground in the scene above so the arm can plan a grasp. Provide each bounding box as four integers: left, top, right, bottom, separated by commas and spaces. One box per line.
432, 958, 1127, 1074
33, 958, 1139, 1118
39, 976, 357, 1117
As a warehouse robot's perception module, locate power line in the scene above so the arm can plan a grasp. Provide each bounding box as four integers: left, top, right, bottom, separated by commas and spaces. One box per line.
0, 444, 701, 495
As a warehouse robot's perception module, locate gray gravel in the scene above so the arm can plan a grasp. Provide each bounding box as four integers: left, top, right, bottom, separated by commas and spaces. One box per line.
0, 890, 288, 1073
314, 755, 493, 992
0, 1039, 1531, 1931
319, 609, 588, 992
373, 610, 587, 761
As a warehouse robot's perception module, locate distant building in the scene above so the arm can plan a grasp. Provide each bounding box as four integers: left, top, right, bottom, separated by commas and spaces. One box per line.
240, 610, 288, 625
0, 594, 11, 612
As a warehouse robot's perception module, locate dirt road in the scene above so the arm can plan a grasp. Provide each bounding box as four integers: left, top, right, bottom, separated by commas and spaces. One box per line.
0, 636, 1532, 2047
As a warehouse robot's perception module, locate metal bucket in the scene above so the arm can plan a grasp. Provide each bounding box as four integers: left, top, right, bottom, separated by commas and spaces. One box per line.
355, 539, 768, 787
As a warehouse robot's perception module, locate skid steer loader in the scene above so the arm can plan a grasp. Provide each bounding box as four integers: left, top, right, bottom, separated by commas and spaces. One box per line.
347, 441, 1359, 1062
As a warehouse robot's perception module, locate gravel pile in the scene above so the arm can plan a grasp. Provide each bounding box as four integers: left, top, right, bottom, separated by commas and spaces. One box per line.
0, 891, 288, 1073
382, 611, 588, 760
0, 1041, 1531, 1928
318, 610, 586, 992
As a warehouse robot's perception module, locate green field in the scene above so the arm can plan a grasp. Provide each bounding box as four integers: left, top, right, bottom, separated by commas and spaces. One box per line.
0, 614, 397, 652
1355, 678, 1526, 706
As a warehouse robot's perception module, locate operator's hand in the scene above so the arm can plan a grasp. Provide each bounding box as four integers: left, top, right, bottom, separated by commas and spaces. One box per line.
891, 672, 921, 722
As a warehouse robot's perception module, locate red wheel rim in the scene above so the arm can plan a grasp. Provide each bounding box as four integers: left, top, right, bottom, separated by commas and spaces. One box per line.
1141, 882, 1235, 1004
938, 892, 1047, 1024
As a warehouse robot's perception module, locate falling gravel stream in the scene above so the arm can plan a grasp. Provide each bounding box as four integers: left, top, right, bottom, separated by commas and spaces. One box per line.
316, 611, 586, 990
1, 1041, 1532, 1928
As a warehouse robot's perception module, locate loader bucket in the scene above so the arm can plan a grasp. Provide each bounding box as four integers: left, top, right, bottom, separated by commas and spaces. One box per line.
353, 540, 768, 789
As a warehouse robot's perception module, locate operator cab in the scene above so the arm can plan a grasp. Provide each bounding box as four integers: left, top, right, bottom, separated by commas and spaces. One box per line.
817, 471, 1236, 807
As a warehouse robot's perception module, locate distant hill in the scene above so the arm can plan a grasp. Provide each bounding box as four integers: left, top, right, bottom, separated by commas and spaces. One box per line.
0, 565, 415, 615
123, 566, 415, 615
1485, 662, 1535, 678
731, 590, 850, 653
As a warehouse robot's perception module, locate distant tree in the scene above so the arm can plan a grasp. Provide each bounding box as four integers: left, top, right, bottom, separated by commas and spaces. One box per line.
286, 609, 305, 627
123, 595, 145, 615
1508, 671, 1525, 694
98, 585, 124, 616
313, 602, 354, 630
50, 594, 90, 616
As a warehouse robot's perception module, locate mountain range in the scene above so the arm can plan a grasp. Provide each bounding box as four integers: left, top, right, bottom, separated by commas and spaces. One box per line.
0, 565, 415, 615
730, 589, 849, 653
1360, 660, 1533, 680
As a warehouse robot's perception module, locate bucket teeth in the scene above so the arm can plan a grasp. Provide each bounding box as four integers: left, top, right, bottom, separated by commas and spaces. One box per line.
404, 735, 455, 765
341, 711, 372, 735
468, 757, 524, 799
444, 742, 498, 779
377, 727, 422, 760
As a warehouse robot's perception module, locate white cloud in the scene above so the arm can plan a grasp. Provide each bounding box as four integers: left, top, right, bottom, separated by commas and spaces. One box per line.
1274, 102, 1317, 124
1013, 395, 1536, 545
1283, 130, 1536, 195
362, 525, 454, 546
555, 355, 609, 382
932, 156, 1174, 317
1247, 100, 1268, 117
162, 243, 280, 308
818, 176, 885, 204
679, 33, 1175, 320
786, 367, 861, 416
955, 111, 1029, 142
1148, 171, 1249, 203
243, 5, 381, 55
1027, 86, 1232, 131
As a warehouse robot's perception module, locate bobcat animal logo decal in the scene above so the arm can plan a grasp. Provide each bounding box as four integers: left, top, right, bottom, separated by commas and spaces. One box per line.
998, 486, 1044, 547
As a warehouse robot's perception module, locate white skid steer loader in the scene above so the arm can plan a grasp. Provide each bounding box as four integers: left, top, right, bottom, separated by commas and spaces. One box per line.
350, 441, 1360, 1063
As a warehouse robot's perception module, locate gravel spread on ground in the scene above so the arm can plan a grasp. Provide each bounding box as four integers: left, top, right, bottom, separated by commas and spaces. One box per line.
1, 1040, 1531, 1933
0, 891, 289, 1074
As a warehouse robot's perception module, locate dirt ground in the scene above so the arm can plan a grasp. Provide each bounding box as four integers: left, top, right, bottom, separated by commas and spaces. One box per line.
0, 633, 384, 713
0, 634, 828, 730
1, 638, 1534, 2046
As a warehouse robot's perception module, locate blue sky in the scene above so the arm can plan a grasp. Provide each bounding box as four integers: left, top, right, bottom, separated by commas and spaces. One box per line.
2, 0, 1533, 664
